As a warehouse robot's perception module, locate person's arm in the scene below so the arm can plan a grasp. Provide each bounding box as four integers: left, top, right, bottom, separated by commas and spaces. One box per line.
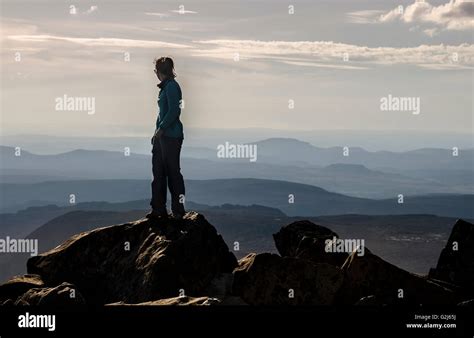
157, 82, 181, 131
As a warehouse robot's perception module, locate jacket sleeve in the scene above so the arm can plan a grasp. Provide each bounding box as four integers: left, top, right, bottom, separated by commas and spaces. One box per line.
157, 82, 181, 130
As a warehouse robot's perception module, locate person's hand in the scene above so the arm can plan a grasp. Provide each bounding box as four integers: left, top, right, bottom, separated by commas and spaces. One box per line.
151, 129, 164, 145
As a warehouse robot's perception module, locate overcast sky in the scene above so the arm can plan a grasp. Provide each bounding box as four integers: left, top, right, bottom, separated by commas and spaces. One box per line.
1, 0, 473, 137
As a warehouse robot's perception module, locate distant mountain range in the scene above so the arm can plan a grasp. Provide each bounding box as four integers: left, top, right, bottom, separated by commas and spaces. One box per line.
1, 178, 473, 218
251, 138, 473, 170
3, 138, 472, 170
1, 141, 473, 198
2, 131, 473, 154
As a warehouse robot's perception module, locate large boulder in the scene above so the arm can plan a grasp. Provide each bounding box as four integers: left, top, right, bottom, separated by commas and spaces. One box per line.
232, 253, 343, 305
27, 212, 237, 305
108, 296, 217, 306
338, 248, 458, 305
0, 274, 44, 304
429, 219, 474, 296
108, 296, 246, 306
273, 220, 347, 266
15, 282, 85, 306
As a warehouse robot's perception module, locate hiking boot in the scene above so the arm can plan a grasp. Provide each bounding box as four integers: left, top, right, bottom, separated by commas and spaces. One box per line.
171, 212, 185, 220
145, 210, 169, 220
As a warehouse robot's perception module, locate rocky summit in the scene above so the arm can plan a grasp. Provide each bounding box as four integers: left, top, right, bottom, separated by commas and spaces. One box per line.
429, 219, 474, 299
0, 212, 473, 306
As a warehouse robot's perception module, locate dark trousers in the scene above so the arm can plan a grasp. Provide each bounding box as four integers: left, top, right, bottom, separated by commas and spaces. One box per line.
150, 136, 186, 215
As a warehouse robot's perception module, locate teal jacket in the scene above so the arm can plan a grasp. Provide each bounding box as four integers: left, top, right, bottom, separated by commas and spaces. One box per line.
156, 78, 184, 138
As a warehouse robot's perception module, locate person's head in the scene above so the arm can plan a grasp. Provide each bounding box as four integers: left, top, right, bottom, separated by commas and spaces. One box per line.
154, 57, 176, 81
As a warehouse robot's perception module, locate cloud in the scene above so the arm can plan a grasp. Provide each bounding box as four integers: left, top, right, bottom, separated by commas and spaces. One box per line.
282, 60, 369, 70
7, 34, 190, 49
423, 28, 440, 37
145, 12, 169, 18
85, 6, 98, 14
171, 8, 197, 14
353, 0, 473, 31
347, 10, 385, 24
68, 5, 98, 15
193, 39, 474, 70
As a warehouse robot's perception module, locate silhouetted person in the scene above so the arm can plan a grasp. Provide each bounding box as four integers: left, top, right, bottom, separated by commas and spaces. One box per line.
147, 57, 186, 220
